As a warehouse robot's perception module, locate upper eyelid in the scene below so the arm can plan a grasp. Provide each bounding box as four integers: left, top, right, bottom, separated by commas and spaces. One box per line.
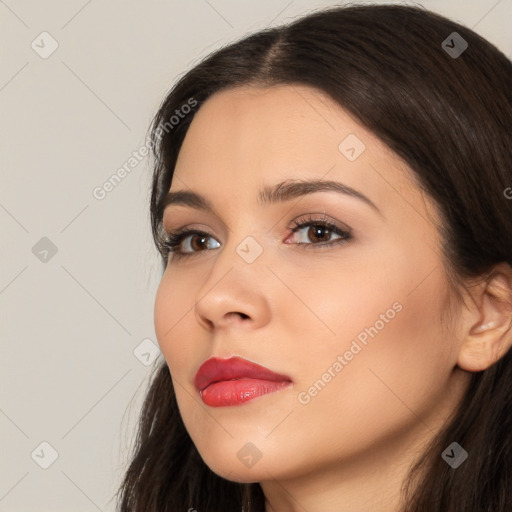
162, 211, 350, 233
162, 214, 349, 238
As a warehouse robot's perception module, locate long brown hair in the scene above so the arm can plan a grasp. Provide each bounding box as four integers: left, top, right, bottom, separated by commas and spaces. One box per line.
115, 4, 512, 511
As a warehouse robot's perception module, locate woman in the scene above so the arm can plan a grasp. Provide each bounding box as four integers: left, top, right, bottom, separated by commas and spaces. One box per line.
116, 4, 512, 511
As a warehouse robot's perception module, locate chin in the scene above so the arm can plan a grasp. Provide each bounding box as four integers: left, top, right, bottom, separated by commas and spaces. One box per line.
200, 455, 267, 483
193, 440, 280, 483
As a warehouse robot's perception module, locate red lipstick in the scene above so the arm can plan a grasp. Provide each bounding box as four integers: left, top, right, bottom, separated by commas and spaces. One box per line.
194, 356, 292, 407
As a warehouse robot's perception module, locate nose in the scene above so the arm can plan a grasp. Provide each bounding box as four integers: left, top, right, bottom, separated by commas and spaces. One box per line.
193, 244, 271, 333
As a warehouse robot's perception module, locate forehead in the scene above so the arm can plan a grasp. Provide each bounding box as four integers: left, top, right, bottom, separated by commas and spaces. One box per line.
170, 84, 433, 224
176, 85, 403, 174
177, 84, 387, 164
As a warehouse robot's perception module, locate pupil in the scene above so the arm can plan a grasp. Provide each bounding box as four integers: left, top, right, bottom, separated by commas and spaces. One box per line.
192, 235, 208, 251
309, 225, 330, 242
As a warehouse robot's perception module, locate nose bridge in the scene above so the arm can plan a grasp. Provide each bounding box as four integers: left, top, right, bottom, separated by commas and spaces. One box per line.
216, 209, 268, 272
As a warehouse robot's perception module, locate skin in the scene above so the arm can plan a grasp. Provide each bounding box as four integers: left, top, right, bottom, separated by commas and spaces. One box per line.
153, 84, 512, 512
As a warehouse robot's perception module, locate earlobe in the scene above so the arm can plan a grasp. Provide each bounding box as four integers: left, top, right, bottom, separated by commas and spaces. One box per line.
457, 264, 512, 373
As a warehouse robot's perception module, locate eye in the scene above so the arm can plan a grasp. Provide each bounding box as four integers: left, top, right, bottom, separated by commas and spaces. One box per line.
286, 214, 352, 247
162, 229, 220, 260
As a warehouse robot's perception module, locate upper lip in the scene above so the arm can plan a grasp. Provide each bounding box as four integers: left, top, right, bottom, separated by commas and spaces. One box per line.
194, 356, 292, 392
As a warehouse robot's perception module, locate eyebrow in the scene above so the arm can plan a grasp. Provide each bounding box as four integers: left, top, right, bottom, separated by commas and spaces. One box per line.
161, 179, 383, 218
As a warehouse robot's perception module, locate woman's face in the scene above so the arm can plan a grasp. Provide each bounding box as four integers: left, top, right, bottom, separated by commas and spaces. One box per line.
154, 84, 470, 486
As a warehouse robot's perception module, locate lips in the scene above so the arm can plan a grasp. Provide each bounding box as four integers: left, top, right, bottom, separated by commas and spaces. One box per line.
194, 356, 292, 391
194, 356, 292, 407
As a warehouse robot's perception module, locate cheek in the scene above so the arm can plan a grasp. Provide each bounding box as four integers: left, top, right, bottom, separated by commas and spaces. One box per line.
298, 265, 453, 437
154, 271, 199, 375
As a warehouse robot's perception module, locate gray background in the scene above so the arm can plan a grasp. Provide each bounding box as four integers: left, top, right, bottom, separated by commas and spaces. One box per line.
1, 0, 510, 510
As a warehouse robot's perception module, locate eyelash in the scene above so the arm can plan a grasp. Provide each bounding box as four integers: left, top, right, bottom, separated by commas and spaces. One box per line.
161, 214, 352, 261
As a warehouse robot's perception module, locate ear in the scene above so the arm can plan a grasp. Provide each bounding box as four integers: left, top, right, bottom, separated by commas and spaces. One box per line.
457, 262, 512, 372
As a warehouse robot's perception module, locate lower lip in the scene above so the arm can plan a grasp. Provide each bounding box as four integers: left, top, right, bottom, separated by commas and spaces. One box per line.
199, 378, 292, 407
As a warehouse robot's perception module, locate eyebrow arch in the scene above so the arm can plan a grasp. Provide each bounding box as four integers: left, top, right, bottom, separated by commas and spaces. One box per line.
161, 178, 383, 218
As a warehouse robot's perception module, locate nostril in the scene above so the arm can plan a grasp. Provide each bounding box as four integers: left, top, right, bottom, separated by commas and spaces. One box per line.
227, 312, 249, 321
